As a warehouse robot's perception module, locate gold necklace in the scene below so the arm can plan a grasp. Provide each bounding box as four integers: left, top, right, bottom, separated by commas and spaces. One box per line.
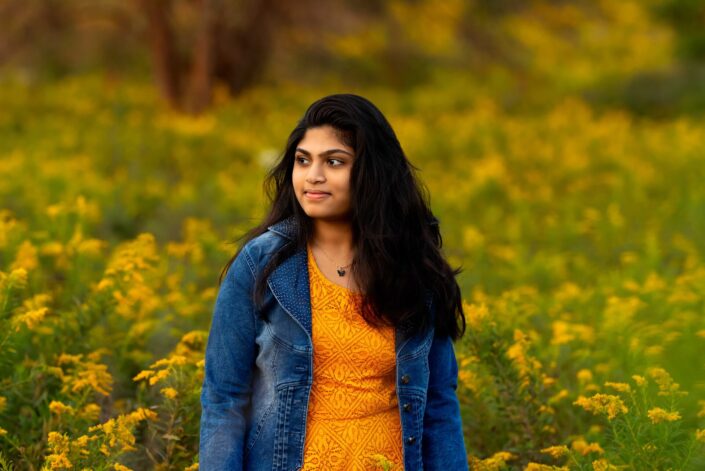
311, 241, 353, 277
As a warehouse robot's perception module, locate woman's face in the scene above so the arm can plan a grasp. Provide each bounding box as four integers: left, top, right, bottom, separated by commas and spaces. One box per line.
292, 125, 355, 222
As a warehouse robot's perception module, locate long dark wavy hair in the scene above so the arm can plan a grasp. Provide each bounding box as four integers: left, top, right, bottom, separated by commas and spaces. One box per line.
220, 93, 466, 341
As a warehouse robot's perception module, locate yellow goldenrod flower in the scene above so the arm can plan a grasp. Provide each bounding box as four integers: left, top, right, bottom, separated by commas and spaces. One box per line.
113, 463, 132, 471
49, 401, 75, 416
56, 353, 113, 397
87, 408, 156, 457
181, 330, 207, 347
6, 268, 28, 289
56, 353, 82, 365
161, 387, 178, 399
642, 271, 666, 293
78, 403, 101, 422
47, 431, 70, 451
647, 407, 681, 424
184, 464, 199, 471
506, 329, 542, 383
647, 367, 683, 396
571, 439, 604, 455
539, 445, 569, 459
133, 369, 155, 382
491, 451, 516, 462
45, 431, 74, 469
631, 375, 646, 386
13, 307, 49, 331
96, 278, 114, 291
67, 362, 113, 396
76, 238, 105, 256
603, 296, 644, 328
592, 458, 621, 471
524, 463, 568, 470
46, 203, 65, 218
644, 345, 663, 357
46, 453, 72, 470
457, 355, 479, 393
11, 240, 39, 271
148, 368, 171, 386
604, 382, 631, 393
542, 374, 556, 387
40, 241, 64, 257
150, 355, 188, 369
577, 369, 593, 383
464, 301, 490, 331
548, 389, 570, 405
695, 429, 705, 443
542, 424, 557, 435
0, 428, 7, 436
0, 396, 6, 412
551, 321, 594, 345
573, 393, 628, 420
73, 434, 92, 448
127, 407, 158, 422
468, 451, 516, 470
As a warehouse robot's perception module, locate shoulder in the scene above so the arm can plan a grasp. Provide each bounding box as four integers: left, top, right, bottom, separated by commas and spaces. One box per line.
238, 229, 291, 273
243, 230, 289, 258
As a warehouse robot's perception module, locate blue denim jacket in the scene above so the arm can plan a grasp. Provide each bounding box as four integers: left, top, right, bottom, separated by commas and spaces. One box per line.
199, 216, 468, 470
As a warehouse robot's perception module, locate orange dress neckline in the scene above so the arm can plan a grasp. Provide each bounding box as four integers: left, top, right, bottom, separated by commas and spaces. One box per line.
306, 243, 363, 297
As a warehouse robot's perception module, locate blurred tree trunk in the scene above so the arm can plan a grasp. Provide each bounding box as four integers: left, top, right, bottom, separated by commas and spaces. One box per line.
213, 0, 277, 96
137, 0, 285, 114
188, 0, 217, 114
139, 0, 181, 108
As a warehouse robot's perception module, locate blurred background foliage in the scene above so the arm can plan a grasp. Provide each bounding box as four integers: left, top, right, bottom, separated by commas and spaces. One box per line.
1, 0, 705, 470
2, 0, 705, 116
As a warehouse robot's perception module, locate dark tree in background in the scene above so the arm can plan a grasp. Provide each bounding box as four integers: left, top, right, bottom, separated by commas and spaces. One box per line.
0, 0, 303, 114
137, 0, 292, 114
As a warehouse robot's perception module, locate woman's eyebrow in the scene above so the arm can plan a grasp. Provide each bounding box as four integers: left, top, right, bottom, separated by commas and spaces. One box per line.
295, 147, 354, 157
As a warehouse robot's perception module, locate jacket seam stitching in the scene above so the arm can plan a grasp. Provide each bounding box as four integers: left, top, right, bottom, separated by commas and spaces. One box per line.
241, 244, 258, 328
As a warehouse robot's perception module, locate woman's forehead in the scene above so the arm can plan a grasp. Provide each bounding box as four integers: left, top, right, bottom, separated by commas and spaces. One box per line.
299, 126, 354, 153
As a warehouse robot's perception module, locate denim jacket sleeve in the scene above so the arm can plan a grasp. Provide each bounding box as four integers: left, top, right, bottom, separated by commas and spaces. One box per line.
422, 333, 469, 470
199, 246, 257, 469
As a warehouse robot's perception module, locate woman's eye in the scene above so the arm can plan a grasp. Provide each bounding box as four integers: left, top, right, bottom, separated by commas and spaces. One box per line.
329, 159, 343, 166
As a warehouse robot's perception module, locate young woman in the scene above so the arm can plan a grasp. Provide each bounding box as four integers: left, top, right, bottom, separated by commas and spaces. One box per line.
199, 94, 468, 470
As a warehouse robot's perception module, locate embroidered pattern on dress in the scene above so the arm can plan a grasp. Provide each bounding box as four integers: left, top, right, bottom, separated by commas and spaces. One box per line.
301, 244, 404, 470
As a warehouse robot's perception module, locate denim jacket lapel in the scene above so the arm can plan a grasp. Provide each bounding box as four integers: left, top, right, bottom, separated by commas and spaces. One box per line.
266, 244, 313, 338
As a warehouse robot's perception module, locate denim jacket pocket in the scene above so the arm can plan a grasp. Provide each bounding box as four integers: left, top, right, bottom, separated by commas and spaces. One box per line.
272, 383, 309, 471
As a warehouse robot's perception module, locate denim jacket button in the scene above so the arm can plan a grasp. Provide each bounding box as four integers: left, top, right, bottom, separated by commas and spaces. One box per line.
401, 374, 410, 384
406, 436, 416, 444
403, 402, 411, 412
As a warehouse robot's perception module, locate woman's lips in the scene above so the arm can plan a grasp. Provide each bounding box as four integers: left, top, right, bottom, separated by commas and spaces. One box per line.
304, 191, 330, 200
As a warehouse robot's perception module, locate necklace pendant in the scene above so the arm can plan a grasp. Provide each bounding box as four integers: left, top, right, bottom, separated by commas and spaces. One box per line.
336, 268, 346, 277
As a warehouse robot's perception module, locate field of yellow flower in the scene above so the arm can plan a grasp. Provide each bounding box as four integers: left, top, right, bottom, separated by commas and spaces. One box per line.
1, 74, 704, 470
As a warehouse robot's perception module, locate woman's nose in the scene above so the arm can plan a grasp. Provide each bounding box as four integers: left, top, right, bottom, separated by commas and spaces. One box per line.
306, 164, 325, 183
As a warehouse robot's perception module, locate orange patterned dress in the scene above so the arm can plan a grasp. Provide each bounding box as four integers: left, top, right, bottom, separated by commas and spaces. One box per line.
301, 243, 404, 470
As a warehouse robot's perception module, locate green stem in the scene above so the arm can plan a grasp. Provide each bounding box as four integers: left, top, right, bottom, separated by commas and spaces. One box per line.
567, 450, 585, 470
681, 432, 698, 469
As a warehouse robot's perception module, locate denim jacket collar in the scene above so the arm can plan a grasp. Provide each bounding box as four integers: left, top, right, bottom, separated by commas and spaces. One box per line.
265, 215, 435, 359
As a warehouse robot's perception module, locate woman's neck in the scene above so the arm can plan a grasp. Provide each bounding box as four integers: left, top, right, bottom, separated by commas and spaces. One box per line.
310, 218, 354, 258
